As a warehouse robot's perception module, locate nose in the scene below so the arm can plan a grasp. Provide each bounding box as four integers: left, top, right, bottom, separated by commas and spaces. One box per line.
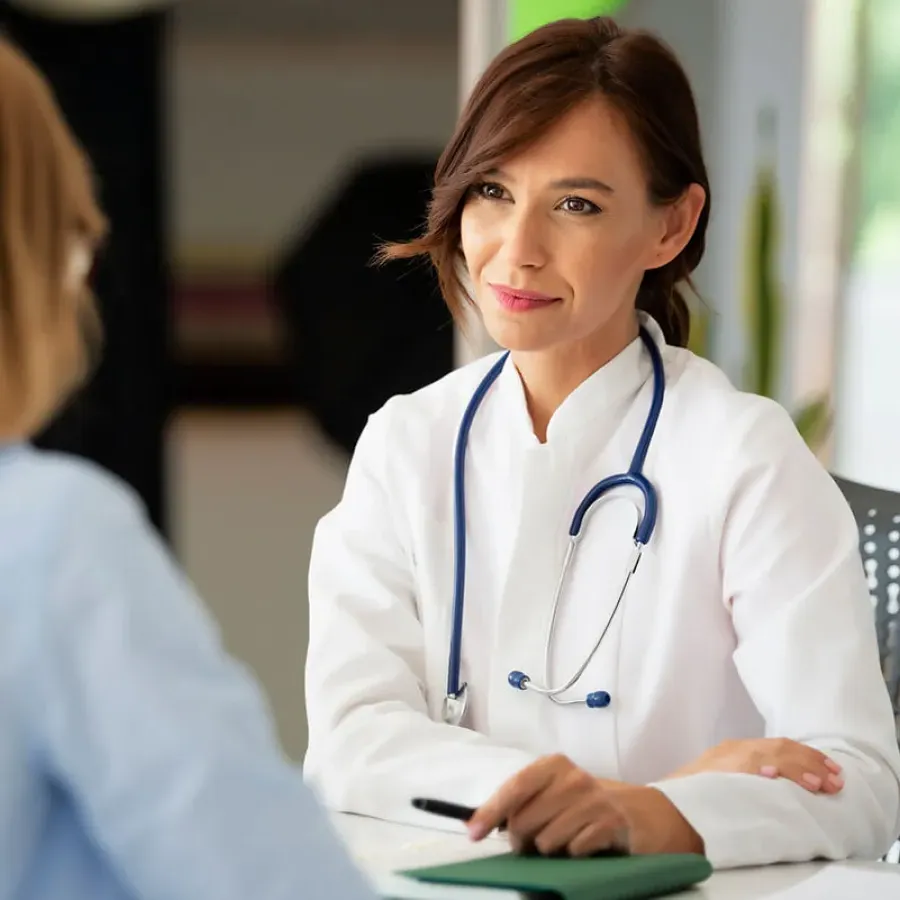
501, 206, 548, 270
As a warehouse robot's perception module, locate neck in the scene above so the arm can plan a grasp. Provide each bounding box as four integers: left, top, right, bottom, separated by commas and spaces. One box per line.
512, 315, 640, 443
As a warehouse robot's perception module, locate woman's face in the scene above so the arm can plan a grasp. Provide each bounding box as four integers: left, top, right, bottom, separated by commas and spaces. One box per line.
460, 96, 698, 360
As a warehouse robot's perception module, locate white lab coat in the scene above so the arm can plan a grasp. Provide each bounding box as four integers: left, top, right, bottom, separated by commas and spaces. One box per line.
304, 316, 900, 869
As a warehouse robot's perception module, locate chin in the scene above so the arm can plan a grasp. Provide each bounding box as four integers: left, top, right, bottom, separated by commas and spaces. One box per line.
481, 316, 562, 354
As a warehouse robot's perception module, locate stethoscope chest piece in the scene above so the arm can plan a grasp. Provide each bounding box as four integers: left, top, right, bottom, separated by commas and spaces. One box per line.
442, 686, 468, 726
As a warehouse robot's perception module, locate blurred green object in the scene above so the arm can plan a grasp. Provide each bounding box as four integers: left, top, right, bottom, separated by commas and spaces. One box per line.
854, 0, 900, 268
687, 302, 711, 359
793, 397, 834, 455
742, 108, 832, 452
742, 108, 781, 400
509, 0, 630, 40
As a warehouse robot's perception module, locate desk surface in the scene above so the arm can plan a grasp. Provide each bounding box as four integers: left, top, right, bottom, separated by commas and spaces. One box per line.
332, 812, 897, 900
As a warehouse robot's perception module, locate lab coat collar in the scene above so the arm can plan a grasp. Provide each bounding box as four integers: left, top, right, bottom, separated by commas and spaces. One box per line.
495, 313, 665, 447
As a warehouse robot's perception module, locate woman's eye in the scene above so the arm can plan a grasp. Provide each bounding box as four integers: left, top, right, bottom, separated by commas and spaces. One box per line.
477, 182, 506, 201
559, 196, 600, 215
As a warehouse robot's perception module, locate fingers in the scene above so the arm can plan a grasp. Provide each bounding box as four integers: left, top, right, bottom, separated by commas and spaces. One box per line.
668, 738, 845, 796
469, 755, 628, 857
567, 816, 630, 858
507, 764, 594, 834
504, 793, 566, 854
468, 755, 566, 840
506, 768, 595, 853
524, 803, 627, 858
787, 765, 844, 794
758, 743, 844, 794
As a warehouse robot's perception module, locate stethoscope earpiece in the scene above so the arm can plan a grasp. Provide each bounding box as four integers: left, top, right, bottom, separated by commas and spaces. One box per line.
586, 691, 612, 709
508, 671, 529, 690
508, 671, 612, 708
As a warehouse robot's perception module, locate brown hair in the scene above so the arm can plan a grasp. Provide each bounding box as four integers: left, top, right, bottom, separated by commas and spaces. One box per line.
0, 38, 107, 437
380, 16, 710, 347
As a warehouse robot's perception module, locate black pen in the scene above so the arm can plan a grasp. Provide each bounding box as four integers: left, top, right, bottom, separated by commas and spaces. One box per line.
411, 798, 626, 856
411, 797, 507, 832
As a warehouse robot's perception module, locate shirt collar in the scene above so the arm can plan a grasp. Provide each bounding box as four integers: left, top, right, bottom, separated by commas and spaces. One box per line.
494, 313, 666, 448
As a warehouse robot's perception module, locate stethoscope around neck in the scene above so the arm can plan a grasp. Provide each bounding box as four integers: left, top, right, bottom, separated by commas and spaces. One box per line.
442, 327, 665, 726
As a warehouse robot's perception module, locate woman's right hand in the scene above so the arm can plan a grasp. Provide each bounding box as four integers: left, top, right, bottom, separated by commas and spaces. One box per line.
663, 738, 844, 794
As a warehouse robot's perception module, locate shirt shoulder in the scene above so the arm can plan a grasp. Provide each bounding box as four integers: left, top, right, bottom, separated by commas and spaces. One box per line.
664, 350, 841, 525
353, 352, 505, 465
0, 447, 157, 695
3, 444, 143, 511
665, 348, 803, 455
382, 352, 504, 423
0, 446, 149, 575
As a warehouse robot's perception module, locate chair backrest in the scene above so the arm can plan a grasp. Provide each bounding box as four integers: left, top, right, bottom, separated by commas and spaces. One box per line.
833, 476, 900, 724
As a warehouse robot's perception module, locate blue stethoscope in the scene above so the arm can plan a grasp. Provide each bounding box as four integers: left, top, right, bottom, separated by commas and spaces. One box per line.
442, 327, 665, 726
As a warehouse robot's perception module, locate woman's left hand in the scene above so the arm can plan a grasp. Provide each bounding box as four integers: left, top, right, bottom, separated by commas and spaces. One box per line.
466, 755, 702, 858
663, 738, 844, 794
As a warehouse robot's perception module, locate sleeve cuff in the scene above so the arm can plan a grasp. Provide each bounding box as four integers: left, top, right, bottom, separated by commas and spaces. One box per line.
650, 773, 795, 869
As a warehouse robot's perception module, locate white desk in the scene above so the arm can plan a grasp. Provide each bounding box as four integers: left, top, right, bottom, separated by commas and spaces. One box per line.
332, 812, 898, 899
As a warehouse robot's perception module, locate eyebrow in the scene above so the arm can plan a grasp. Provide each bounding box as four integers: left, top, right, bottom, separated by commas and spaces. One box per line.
549, 177, 615, 194
485, 169, 615, 195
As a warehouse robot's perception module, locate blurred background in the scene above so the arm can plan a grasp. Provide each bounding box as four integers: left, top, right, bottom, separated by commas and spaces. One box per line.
1, 0, 896, 760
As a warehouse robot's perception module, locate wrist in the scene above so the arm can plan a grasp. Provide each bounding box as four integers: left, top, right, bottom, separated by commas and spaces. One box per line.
617, 786, 705, 856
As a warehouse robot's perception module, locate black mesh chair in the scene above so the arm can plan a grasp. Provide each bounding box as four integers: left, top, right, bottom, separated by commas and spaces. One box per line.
833, 475, 900, 863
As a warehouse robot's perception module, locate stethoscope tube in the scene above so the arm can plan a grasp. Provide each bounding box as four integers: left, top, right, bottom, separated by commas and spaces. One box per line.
445, 352, 507, 722
443, 327, 664, 725
507, 538, 643, 707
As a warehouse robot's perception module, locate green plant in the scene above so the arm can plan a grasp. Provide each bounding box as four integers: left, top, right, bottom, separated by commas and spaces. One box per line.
742, 108, 832, 452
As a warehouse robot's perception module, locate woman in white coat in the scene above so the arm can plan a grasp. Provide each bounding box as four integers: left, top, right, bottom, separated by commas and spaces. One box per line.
304, 16, 900, 868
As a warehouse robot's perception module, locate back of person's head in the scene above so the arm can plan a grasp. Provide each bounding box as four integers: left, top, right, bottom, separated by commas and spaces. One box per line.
381, 16, 710, 348
0, 38, 107, 440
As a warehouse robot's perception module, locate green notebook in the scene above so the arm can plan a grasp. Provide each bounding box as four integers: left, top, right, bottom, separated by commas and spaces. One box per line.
402, 851, 712, 900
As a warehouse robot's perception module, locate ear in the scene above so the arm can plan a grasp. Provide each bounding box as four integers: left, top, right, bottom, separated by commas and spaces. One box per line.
66, 239, 93, 291
646, 183, 706, 270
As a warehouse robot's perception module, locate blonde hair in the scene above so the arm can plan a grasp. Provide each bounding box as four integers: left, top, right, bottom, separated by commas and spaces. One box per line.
0, 37, 107, 438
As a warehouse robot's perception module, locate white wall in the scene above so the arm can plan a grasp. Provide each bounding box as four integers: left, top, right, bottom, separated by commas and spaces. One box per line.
830, 0, 900, 491
170, 35, 458, 261
833, 269, 900, 491
168, 412, 348, 759
174, 0, 457, 40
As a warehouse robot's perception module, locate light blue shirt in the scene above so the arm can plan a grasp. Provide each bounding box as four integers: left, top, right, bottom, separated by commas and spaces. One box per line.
0, 444, 376, 900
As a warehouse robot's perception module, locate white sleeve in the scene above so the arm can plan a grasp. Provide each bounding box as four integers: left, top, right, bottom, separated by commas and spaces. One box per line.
34, 469, 376, 900
304, 404, 535, 824
653, 400, 900, 869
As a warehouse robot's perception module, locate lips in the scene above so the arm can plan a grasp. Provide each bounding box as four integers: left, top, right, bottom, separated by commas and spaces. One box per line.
489, 284, 561, 312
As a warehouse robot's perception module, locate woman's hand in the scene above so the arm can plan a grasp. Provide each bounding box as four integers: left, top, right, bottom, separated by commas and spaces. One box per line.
466, 755, 702, 858
664, 738, 844, 794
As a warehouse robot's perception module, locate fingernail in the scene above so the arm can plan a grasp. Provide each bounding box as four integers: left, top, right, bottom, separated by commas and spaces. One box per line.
759, 765, 778, 778
802, 773, 822, 790
824, 758, 842, 774
467, 823, 487, 841
827, 773, 844, 789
